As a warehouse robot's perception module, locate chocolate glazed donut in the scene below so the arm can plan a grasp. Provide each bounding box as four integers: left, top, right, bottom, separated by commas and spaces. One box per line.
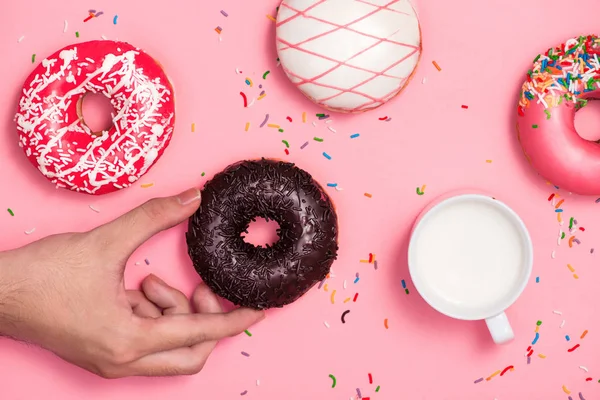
186, 159, 339, 309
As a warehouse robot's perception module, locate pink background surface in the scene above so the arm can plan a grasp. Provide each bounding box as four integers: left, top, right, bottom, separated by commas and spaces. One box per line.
1, 0, 600, 399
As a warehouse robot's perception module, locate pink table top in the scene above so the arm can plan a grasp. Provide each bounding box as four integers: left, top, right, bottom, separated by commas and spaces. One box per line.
1, 0, 600, 399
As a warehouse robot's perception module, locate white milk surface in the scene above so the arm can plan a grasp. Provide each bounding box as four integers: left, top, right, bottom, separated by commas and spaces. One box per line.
411, 199, 526, 315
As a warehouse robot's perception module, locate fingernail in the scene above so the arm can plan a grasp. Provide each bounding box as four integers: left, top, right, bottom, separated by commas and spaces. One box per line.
177, 188, 201, 206
149, 274, 166, 285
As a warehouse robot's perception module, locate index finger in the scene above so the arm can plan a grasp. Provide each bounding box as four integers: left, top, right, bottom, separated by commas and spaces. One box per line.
133, 307, 265, 355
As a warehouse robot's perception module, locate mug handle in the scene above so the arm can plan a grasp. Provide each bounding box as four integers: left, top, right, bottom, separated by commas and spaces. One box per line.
485, 312, 514, 344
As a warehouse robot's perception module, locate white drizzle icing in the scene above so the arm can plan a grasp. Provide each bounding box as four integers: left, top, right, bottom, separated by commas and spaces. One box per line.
15, 42, 175, 194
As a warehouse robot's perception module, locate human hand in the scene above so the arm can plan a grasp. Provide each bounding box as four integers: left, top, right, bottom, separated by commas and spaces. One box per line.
0, 188, 265, 378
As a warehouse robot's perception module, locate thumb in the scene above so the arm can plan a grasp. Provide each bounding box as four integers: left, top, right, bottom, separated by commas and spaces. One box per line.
95, 187, 201, 260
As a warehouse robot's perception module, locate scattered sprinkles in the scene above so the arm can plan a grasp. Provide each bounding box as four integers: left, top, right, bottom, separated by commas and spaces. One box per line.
500, 365, 514, 376
568, 344, 581, 352
323, 152, 332, 160
341, 310, 350, 323
7, 208, 14, 216
350, 133, 360, 139
485, 370, 501, 381
401, 279, 409, 295
432, 60, 442, 71
563, 385, 572, 395
244, 329, 252, 337
329, 374, 337, 388
259, 114, 269, 128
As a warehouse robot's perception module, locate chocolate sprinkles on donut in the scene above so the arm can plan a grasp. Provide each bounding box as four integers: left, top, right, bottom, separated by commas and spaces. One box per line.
186, 159, 339, 309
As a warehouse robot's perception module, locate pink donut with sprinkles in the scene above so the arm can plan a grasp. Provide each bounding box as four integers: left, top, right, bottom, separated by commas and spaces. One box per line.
15, 40, 175, 195
517, 35, 600, 195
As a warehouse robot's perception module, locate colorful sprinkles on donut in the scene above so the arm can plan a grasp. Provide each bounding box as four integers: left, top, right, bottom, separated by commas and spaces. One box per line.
518, 35, 600, 114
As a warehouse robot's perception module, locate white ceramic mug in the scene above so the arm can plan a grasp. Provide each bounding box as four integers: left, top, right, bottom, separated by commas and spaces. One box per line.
408, 192, 533, 344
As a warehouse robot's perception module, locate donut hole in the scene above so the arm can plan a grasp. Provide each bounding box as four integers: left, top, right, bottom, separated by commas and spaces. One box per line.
574, 100, 600, 142
242, 216, 281, 248
79, 92, 115, 134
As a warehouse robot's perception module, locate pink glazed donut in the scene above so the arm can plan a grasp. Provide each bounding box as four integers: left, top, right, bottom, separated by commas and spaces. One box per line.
15, 40, 175, 195
517, 35, 600, 195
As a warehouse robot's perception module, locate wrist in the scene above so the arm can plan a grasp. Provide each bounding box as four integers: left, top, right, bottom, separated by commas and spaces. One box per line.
0, 252, 20, 337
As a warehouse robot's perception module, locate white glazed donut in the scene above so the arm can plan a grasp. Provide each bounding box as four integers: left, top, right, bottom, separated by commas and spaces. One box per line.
276, 0, 421, 113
